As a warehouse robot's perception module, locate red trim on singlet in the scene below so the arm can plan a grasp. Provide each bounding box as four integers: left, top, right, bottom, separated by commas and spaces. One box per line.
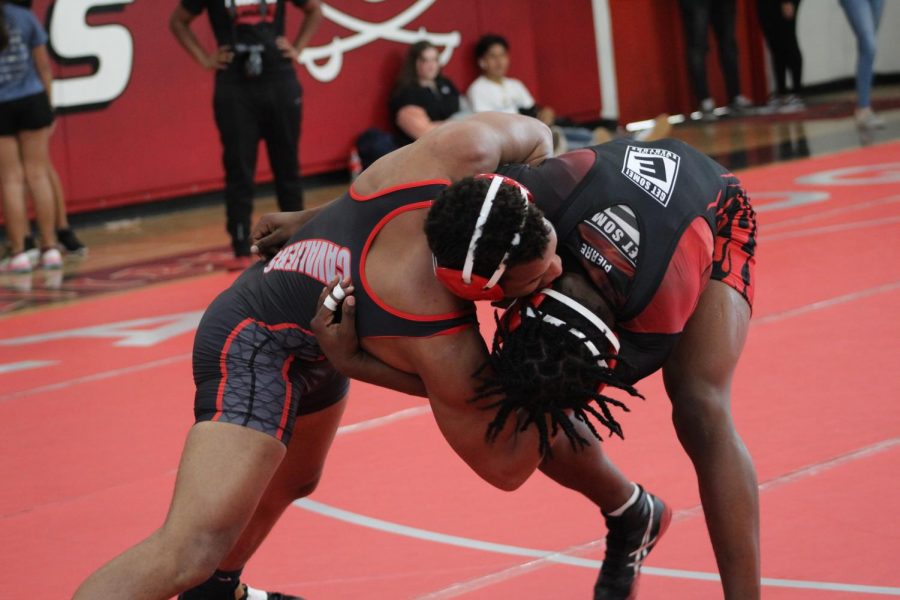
213, 319, 316, 422
349, 178, 452, 201
364, 323, 475, 339
359, 200, 474, 322
213, 318, 254, 421
275, 355, 296, 442
620, 217, 714, 335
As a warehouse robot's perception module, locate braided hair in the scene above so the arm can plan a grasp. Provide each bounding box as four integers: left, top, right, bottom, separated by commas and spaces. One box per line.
471, 295, 643, 457
425, 176, 549, 277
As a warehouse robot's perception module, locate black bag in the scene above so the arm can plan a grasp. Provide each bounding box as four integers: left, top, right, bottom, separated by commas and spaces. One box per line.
356, 128, 398, 170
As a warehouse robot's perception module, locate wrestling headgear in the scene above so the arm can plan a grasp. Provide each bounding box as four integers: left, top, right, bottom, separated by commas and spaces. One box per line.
433, 174, 533, 301
503, 288, 620, 385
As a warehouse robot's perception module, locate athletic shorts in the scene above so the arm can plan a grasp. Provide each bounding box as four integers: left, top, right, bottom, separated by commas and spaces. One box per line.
712, 177, 757, 308
0, 91, 54, 136
192, 290, 349, 445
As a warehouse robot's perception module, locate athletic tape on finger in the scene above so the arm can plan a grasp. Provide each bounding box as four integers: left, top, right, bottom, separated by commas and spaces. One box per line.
332, 284, 346, 301
323, 295, 339, 311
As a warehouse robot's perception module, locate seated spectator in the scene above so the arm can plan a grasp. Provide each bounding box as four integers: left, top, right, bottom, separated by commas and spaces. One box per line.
389, 41, 469, 146
467, 34, 669, 152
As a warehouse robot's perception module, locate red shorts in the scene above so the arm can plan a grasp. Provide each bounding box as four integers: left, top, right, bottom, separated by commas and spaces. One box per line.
712, 178, 757, 308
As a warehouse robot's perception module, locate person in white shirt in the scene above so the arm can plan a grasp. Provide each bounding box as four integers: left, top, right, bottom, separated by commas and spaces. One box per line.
467, 34, 590, 153
466, 35, 672, 154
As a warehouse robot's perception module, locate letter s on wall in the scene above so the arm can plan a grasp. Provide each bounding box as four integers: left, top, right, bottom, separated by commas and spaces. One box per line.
50, 0, 136, 111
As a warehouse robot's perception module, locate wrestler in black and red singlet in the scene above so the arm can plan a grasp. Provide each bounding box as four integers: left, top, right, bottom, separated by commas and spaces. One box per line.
499, 138, 757, 383
193, 180, 475, 443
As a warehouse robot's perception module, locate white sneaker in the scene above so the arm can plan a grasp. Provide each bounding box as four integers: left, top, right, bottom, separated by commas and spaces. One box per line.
856, 108, 886, 130
2, 251, 32, 273
41, 248, 63, 270
698, 97, 718, 121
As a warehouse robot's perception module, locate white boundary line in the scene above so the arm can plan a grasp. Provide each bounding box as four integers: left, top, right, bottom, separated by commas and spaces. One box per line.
296, 436, 900, 597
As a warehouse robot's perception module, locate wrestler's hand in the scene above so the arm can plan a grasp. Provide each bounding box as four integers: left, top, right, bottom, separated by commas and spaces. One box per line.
311, 277, 360, 369
250, 211, 311, 259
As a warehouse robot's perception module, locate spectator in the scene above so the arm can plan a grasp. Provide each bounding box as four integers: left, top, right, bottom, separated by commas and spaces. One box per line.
389, 41, 468, 147
7, 0, 86, 260
838, 0, 886, 129
757, 0, 805, 113
169, 0, 322, 269
0, 0, 61, 273
467, 34, 671, 152
677, 0, 753, 120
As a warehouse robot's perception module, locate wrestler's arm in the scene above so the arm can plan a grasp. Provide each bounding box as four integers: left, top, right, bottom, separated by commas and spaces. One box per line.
379, 331, 548, 491
359, 112, 553, 193
311, 282, 548, 490
250, 192, 346, 258
311, 279, 427, 398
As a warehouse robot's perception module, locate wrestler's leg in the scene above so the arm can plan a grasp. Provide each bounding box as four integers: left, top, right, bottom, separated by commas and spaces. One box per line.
72, 422, 286, 600
220, 395, 348, 570
539, 417, 633, 511
663, 280, 759, 599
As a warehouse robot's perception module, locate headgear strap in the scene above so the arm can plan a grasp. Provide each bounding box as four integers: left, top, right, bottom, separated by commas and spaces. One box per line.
460, 175, 530, 291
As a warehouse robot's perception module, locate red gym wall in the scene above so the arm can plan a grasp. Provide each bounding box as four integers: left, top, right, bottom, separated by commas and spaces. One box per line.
29, 0, 764, 215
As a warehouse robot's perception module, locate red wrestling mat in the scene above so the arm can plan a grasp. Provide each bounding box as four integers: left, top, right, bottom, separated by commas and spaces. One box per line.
2, 142, 900, 598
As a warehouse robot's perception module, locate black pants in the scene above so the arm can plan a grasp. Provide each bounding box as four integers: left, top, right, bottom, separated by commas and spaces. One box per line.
678, 0, 741, 104
757, 0, 803, 95
214, 74, 304, 256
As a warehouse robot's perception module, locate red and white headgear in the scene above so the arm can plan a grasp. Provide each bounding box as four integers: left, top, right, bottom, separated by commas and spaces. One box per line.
433, 174, 534, 301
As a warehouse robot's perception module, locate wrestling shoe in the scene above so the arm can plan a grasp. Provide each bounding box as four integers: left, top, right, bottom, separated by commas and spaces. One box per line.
239, 583, 305, 600
594, 485, 671, 600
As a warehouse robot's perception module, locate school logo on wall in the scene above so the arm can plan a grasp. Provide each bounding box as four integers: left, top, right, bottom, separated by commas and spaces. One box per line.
621, 145, 681, 207
48, 0, 460, 111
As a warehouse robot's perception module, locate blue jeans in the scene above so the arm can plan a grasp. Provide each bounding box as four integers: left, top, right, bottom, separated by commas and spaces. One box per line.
838, 0, 885, 109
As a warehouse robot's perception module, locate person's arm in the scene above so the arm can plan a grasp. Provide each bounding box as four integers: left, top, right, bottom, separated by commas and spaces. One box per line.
32, 45, 52, 105
390, 326, 550, 491
312, 279, 550, 490
310, 278, 427, 398
169, 5, 233, 70
277, 0, 323, 61
396, 105, 439, 140
250, 200, 334, 259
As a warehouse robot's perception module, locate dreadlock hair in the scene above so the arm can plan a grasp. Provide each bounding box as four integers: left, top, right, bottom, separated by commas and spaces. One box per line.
425, 177, 549, 277
0, 3, 9, 53
471, 300, 643, 457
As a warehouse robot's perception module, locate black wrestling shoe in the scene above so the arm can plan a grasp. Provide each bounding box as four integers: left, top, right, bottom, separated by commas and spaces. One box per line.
239, 584, 305, 600
594, 485, 671, 600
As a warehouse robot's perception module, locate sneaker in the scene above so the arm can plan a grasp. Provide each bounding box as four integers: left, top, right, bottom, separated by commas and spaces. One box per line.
698, 97, 717, 122
856, 107, 886, 130
594, 485, 671, 600
777, 94, 806, 114
56, 228, 88, 255
41, 248, 63, 270
729, 94, 754, 115
1, 251, 32, 274
239, 584, 305, 600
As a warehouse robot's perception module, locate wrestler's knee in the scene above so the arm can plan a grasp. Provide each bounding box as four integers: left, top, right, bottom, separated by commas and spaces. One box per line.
671, 392, 735, 458
156, 523, 243, 589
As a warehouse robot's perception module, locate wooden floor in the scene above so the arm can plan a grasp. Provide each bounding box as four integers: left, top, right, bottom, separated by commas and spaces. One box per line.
2, 86, 900, 313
